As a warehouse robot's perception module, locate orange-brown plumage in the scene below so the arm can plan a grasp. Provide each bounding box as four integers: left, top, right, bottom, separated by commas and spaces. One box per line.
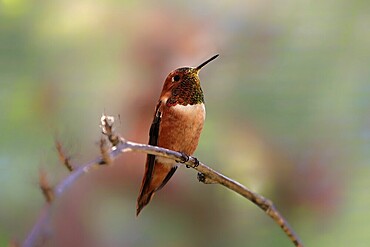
136, 55, 218, 215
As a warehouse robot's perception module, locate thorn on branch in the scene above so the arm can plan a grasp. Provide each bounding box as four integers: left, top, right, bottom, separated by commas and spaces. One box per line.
197, 172, 217, 184
39, 170, 54, 203
55, 140, 73, 171
197, 172, 205, 182
100, 114, 121, 146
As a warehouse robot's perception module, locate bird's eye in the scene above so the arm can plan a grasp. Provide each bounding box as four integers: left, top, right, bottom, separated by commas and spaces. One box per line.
172, 75, 181, 82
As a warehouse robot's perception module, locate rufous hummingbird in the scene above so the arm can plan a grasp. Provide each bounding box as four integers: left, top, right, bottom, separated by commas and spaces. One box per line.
136, 54, 219, 215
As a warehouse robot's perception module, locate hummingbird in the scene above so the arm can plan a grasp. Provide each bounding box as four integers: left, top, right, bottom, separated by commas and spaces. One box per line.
136, 54, 219, 215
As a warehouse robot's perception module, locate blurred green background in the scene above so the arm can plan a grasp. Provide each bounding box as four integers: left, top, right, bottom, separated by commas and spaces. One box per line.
1, 0, 369, 246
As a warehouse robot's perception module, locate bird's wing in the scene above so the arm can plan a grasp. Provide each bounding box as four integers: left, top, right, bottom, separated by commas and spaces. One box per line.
141, 101, 162, 193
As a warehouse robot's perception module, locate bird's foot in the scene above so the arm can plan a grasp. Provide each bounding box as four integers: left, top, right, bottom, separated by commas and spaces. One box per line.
185, 157, 200, 168
178, 152, 189, 164
193, 158, 200, 167
178, 152, 199, 168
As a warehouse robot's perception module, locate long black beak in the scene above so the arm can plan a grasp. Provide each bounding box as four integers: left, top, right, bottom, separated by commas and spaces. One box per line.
196, 54, 219, 72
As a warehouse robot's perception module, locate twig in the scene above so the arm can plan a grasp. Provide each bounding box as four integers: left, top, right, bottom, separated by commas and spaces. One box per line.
100, 114, 120, 146
55, 140, 73, 171
99, 137, 113, 165
22, 116, 303, 247
38, 169, 54, 203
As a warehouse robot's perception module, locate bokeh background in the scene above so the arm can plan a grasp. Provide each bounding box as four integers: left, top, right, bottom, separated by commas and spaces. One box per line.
1, 0, 369, 246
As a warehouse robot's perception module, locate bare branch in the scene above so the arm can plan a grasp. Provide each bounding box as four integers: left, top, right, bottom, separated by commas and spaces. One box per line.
22, 116, 303, 247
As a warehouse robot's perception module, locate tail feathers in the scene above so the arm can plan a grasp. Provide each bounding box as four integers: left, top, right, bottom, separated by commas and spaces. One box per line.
136, 162, 177, 216
136, 189, 155, 216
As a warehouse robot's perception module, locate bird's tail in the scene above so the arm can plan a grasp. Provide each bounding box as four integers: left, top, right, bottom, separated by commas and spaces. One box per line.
136, 189, 155, 216
136, 160, 177, 216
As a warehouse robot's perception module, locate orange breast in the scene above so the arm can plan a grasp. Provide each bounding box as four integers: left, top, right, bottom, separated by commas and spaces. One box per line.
157, 103, 205, 158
